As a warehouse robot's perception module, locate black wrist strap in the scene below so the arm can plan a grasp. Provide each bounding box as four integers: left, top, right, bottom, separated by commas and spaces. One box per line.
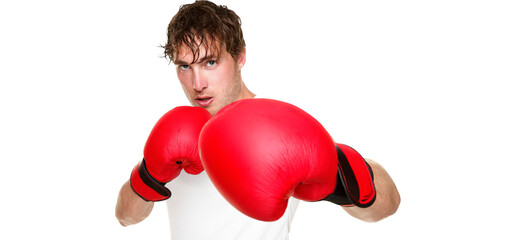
138, 158, 171, 199
323, 145, 376, 207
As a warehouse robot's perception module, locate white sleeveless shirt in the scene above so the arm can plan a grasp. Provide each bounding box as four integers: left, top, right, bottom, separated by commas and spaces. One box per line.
166, 170, 299, 240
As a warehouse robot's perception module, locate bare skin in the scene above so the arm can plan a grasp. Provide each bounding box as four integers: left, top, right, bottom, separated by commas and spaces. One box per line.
343, 159, 401, 222
115, 180, 153, 226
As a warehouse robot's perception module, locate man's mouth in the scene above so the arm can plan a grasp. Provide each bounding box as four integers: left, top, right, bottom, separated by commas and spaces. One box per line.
195, 97, 214, 107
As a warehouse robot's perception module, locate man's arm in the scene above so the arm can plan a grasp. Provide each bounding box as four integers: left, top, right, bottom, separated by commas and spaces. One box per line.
343, 158, 400, 222
115, 180, 154, 226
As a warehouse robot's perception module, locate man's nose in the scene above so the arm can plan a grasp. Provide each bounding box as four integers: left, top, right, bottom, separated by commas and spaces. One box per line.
193, 69, 207, 92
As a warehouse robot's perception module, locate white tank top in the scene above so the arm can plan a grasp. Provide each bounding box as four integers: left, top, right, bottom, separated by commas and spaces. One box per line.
166, 171, 299, 240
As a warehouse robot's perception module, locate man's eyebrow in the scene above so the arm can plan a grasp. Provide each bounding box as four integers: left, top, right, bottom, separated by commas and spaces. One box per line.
173, 59, 189, 65
173, 54, 218, 65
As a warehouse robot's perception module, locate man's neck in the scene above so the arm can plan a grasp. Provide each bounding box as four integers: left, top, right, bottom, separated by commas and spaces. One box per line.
238, 82, 255, 100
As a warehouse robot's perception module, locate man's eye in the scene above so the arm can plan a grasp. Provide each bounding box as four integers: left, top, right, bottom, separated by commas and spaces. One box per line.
179, 65, 189, 70
207, 60, 216, 67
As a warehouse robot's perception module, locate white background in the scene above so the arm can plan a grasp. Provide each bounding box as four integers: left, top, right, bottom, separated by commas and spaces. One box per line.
1, 0, 515, 239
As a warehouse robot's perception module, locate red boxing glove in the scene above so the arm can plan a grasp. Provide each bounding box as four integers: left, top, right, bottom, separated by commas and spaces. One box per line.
130, 106, 211, 201
199, 99, 375, 221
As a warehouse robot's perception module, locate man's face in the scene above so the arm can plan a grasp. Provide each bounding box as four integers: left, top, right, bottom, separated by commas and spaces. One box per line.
174, 44, 246, 115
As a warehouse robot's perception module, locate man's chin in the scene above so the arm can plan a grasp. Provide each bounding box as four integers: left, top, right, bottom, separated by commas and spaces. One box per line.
206, 106, 219, 116
208, 103, 230, 116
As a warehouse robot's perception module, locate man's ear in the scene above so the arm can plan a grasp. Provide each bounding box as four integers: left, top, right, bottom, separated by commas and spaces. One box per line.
237, 48, 246, 71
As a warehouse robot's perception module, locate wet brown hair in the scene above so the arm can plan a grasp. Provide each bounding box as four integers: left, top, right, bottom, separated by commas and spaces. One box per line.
163, 0, 245, 64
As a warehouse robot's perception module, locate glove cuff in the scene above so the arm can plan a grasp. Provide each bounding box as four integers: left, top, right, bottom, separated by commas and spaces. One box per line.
130, 158, 171, 202
323, 144, 376, 207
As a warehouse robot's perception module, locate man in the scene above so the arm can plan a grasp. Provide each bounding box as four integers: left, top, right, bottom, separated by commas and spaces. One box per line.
115, 0, 400, 239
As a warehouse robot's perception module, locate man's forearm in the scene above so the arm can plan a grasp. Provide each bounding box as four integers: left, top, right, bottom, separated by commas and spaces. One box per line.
115, 180, 154, 226
343, 159, 400, 222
